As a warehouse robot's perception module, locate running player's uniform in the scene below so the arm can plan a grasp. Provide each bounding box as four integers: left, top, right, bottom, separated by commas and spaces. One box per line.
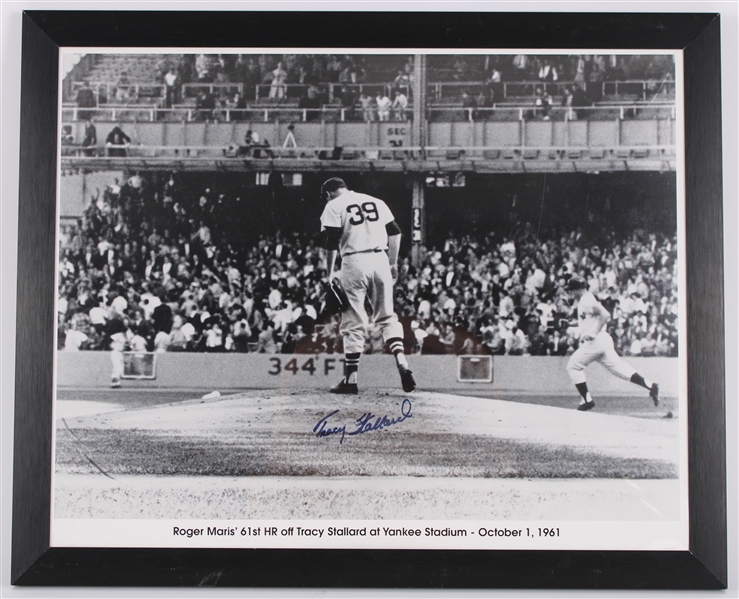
565, 279, 659, 410
566, 291, 635, 384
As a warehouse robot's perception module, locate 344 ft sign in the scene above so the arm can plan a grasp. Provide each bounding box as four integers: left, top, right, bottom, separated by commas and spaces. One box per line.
268, 357, 345, 377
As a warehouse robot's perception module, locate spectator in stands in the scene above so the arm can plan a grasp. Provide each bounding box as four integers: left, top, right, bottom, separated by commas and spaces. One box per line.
375, 91, 391, 122
326, 55, 343, 82
574, 55, 587, 89
353, 60, 368, 85
155, 57, 172, 83
76, 81, 96, 121
562, 85, 577, 121
195, 90, 216, 122
115, 71, 131, 103
453, 56, 469, 81
238, 130, 272, 158
231, 55, 250, 87
164, 68, 179, 109
571, 85, 590, 120
214, 55, 230, 83
476, 90, 492, 115
392, 69, 410, 94
461, 90, 477, 121
538, 59, 559, 83
403, 56, 414, 78
299, 86, 322, 122
512, 54, 529, 78
56, 168, 679, 361
195, 54, 212, 82
392, 90, 409, 121
587, 62, 604, 103
338, 66, 353, 85
547, 329, 569, 356
60, 125, 74, 147
105, 125, 130, 157
82, 119, 97, 157
533, 87, 552, 120
293, 64, 315, 87
338, 85, 356, 120
228, 91, 247, 121
359, 92, 375, 122
267, 62, 288, 100
485, 67, 503, 104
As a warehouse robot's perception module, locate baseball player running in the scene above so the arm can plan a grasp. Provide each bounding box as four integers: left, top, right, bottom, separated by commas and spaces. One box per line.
319, 177, 416, 394
566, 277, 659, 411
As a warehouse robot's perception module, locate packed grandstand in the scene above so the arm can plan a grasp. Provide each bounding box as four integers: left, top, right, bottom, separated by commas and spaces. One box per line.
58, 53, 678, 359
65, 52, 676, 124
57, 169, 679, 358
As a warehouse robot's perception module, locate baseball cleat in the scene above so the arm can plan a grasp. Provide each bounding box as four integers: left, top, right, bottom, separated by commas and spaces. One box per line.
650, 383, 660, 406
576, 400, 595, 411
330, 379, 358, 394
110, 380, 121, 388
399, 368, 416, 392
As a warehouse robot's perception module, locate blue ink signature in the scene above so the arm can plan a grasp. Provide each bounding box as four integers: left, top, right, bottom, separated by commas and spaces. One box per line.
313, 399, 413, 445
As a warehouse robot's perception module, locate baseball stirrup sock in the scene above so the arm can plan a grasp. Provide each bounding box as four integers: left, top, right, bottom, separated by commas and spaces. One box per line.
345, 353, 360, 384
630, 373, 652, 389
575, 382, 590, 400
387, 338, 409, 369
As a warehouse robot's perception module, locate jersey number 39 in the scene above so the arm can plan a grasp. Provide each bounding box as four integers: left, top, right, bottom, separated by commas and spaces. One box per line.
346, 202, 379, 225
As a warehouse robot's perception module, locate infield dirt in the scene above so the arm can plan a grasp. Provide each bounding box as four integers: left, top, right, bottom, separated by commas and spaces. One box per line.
54, 389, 680, 520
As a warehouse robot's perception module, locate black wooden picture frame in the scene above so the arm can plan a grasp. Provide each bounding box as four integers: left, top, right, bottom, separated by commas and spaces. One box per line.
12, 11, 726, 589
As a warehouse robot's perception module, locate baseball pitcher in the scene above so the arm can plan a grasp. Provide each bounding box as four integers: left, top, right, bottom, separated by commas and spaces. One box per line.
319, 177, 416, 394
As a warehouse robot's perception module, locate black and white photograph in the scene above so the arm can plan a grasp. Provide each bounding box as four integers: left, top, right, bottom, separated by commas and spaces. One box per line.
50, 48, 689, 551
5, 5, 733, 591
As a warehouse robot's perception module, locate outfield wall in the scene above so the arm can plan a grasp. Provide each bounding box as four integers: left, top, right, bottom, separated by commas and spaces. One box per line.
56, 352, 679, 396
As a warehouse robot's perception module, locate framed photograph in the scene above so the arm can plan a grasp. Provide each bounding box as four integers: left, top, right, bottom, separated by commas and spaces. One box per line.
11, 11, 726, 589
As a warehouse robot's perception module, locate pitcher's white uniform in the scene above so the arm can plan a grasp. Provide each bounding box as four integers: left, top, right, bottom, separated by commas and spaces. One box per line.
566, 291, 635, 384
320, 191, 404, 355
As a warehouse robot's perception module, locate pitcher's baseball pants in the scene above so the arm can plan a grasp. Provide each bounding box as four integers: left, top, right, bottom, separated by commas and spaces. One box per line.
340, 251, 404, 355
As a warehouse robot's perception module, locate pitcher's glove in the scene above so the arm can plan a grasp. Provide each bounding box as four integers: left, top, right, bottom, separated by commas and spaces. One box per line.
322, 280, 348, 317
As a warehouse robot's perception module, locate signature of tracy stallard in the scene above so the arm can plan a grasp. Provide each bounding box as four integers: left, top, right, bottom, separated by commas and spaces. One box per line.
313, 399, 413, 445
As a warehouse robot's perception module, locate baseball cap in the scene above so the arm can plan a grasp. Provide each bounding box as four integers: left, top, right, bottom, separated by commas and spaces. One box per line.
320, 177, 347, 198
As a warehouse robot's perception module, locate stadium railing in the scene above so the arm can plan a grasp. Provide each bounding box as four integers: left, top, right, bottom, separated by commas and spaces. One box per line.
253, 82, 409, 101
181, 82, 244, 97
427, 79, 676, 101
428, 103, 677, 122
61, 102, 675, 123
61, 104, 411, 123
68, 78, 675, 106
71, 81, 166, 101
59, 143, 676, 162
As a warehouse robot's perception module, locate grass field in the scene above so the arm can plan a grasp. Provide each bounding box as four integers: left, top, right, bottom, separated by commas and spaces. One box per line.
53, 386, 681, 520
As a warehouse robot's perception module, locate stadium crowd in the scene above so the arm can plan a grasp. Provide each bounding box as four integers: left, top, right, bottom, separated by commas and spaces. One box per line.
75, 53, 675, 121
57, 174, 678, 359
